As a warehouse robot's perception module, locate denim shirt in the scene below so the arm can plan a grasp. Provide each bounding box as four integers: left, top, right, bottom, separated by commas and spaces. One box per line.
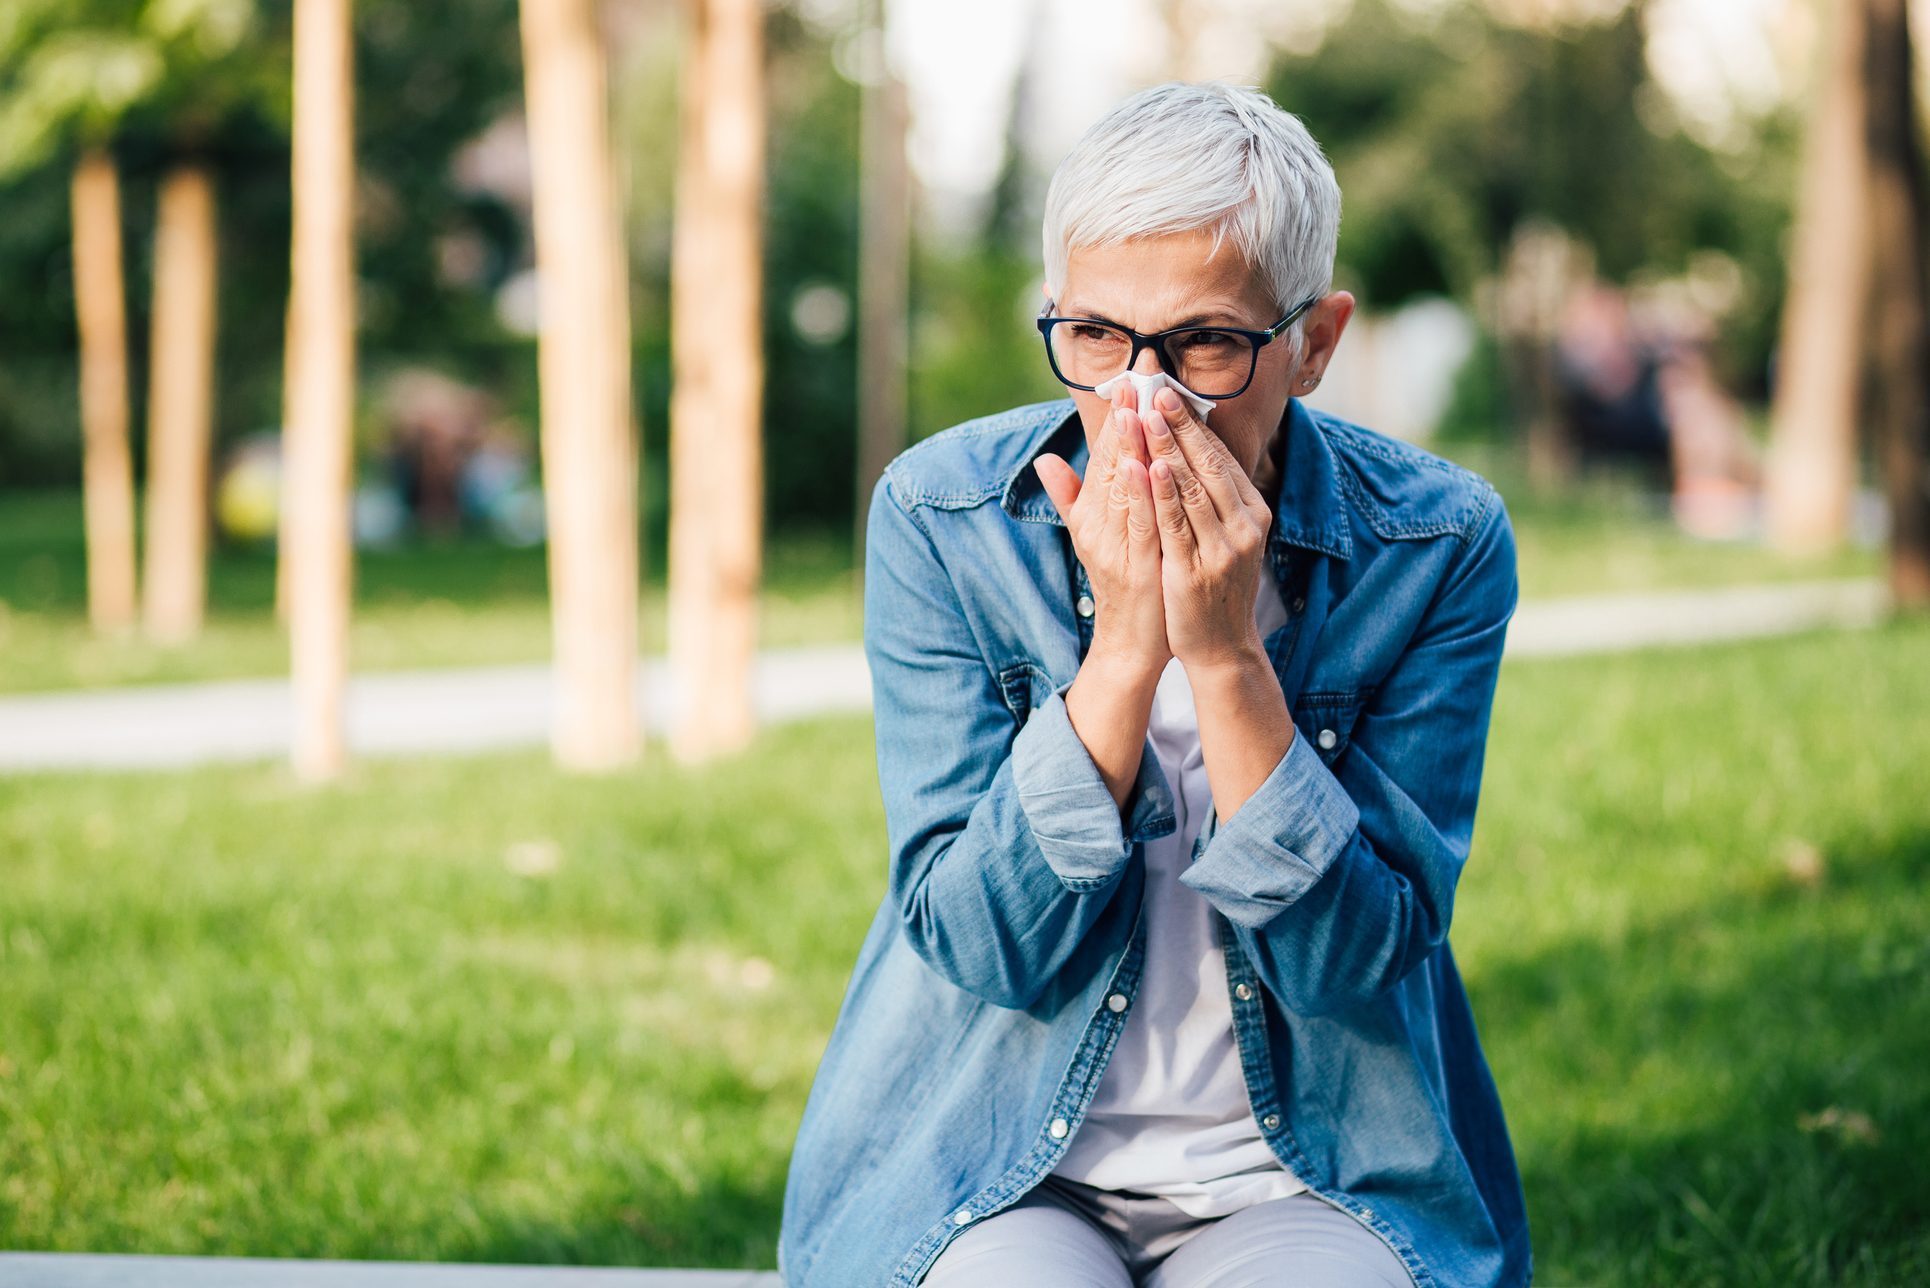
778, 395, 1529, 1287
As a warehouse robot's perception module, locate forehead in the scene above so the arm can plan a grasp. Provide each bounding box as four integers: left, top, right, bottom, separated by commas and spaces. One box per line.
1061, 228, 1269, 323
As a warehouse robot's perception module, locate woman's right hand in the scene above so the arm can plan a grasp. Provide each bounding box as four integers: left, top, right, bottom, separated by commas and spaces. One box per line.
1035, 385, 1170, 677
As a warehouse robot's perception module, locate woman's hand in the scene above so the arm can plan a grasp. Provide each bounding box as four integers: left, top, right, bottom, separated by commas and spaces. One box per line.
1141, 386, 1274, 673
1035, 384, 1170, 675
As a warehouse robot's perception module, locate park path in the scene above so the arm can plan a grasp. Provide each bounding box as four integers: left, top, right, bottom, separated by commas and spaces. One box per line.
0, 577, 1888, 773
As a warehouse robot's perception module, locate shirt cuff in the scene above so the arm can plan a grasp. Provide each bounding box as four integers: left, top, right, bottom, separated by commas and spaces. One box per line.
1176, 726, 1361, 928
1010, 685, 1175, 888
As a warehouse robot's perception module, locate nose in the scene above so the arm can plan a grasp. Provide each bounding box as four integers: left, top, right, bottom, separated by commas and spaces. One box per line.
1130, 343, 1164, 376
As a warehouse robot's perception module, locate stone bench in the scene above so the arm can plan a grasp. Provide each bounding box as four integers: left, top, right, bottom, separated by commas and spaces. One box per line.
0, 1254, 783, 1287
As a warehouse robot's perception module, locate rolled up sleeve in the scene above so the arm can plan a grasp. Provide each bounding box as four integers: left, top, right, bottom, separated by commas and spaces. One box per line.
1174, 722, 1359, 927
1011, 685, 1175, 888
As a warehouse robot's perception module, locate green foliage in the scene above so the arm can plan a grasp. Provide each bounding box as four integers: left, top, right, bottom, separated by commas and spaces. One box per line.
907, 241, 1062, 447
0, 0, 269, 175
348, 0, 524, 349
1, 618, 1927, 1281
1433, 323, 1509, 446
753, 5, 862, 533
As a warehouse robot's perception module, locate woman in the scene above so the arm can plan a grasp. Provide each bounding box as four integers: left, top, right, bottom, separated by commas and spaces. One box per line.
779, 81, 1530, 1288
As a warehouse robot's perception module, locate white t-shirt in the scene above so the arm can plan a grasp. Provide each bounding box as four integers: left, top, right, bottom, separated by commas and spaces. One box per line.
1049, 572, 1307, 1219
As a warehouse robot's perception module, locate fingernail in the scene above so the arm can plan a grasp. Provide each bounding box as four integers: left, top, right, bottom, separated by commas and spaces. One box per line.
1156, 388, 1182, 414
1146, 409, 1170, 436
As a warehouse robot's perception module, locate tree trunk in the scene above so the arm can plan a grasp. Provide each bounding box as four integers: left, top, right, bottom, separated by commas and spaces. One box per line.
285, 0, 357, 781
276, 292, 297, 625
1764, 0, 1870, 554
1864, 0, 1930, 608
852, 0, 909, 563
667, 0, 765, 762
519, 0, 641, 771
143, 162, 220, 643
70, 147, 138, 633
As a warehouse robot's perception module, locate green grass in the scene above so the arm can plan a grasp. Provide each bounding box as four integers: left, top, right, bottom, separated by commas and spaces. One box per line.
0, 473, 1886, 694
1467, 616, 1930, 1284
2, 616, 1926, 1282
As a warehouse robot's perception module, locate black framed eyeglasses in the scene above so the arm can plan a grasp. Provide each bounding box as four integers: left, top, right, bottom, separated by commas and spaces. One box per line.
1034, 293, 1320, 400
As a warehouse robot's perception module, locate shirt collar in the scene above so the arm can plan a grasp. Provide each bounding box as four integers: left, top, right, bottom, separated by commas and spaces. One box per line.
1000, 396, 1353, 562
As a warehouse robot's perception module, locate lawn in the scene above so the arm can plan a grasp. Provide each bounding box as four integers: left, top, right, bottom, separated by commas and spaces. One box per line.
0, 471, 1882, 694
2, 620, 1924, 1282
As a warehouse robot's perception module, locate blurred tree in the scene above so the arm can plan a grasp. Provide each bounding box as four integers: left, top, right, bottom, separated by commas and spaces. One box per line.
519, 0, 640, 771
0, 1, 280, 637
668, 0, 765, 762
1764, 0, 1868, 554
1861, 0, 1928, 607
141, 155, 218, 640
0, 1, 163, 631
285, 0, 355, 781
67, 149, 139, 631
135, 0, 272, 643
277, 0, 525, 617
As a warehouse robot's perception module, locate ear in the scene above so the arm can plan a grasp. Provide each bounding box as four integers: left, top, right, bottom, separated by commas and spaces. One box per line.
1299, 291, 1357, 379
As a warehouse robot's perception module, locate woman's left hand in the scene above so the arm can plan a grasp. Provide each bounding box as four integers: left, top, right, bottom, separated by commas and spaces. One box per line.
1141, 386, 1274, 671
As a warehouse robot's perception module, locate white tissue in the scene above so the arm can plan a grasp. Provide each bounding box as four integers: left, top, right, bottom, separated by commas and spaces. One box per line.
1091, 369, 1216, 422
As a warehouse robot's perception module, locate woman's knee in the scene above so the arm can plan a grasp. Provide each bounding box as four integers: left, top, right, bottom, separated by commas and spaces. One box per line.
1142, 1194, 1413, 1288
920, 1189, 1133, 1288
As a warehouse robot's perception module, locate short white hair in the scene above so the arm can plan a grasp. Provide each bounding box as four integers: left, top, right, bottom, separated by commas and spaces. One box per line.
1041, 81, 1341, 361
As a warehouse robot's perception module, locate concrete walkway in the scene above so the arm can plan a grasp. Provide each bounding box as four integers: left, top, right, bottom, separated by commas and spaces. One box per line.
0, 1253, 780, 1287
0, 578, 1889, 774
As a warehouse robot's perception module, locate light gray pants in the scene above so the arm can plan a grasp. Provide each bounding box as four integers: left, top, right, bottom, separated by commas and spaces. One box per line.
921, 1174, 1414, 1288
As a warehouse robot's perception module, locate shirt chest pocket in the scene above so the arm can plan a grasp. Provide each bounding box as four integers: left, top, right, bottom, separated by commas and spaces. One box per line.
1291, 688, 1371, 768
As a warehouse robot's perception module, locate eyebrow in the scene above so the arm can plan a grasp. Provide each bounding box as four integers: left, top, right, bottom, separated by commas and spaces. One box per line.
1059, 302, 1255, 330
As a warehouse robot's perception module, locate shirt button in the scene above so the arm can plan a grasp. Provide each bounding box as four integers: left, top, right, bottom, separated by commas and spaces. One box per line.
1049, 1118, 1069, 1139
1262, 1113, 1281, 1130
1235, 983, 1254, 1001
953, 1207, 974, 1225
1106, 992, 1128, 1013
1317, 728, 1337, 750
1361, 1207, 1376, 1222
1076, 594, 1095, 619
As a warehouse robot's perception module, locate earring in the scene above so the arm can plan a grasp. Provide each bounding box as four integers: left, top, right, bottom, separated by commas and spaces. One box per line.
1301, 375, 1321, 390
